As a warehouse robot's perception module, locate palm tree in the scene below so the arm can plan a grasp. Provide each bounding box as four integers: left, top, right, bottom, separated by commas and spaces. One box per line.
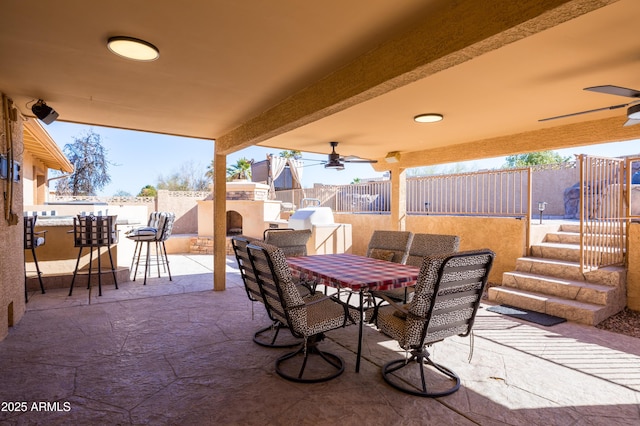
205, 159, 214, 181
227, 157, 253, 181
279, 150, 302, 159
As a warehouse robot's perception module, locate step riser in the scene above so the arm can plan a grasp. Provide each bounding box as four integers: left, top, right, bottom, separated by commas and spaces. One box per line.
502, 273, 619, 305
515, 258, 625, 286
529, 245, 623, 263
544, 233, 581, 244
560, 223, 626, 234
530, 245, 580, 262
560, 224, 580, 233
543, 233, 624, 246
488, 287, 601, 325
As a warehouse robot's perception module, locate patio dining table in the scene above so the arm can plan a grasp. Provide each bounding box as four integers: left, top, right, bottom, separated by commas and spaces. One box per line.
287, 253, 419, 372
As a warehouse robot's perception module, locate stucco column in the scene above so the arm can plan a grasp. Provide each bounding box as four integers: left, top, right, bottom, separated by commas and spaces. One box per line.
213, 151, 227, 291
390, 166, 407, 231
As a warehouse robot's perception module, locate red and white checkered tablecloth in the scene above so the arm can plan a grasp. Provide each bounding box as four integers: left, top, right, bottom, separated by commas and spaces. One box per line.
287, 253, 419, 292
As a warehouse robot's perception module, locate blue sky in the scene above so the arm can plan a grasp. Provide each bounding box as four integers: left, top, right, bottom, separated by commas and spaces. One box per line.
44, 121, 639, 196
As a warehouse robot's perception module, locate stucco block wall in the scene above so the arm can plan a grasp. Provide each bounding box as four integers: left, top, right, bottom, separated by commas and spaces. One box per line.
334, 214, 392, 256
0, 98, 26, 340
531, 166, 578, 217
407, 216, 526, 284
156, 190, 207, 234
334, 214, 526, 285
627, 222, 640, 311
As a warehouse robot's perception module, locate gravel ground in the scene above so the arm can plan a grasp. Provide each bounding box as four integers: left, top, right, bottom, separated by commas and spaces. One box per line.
595, 308, 640, 339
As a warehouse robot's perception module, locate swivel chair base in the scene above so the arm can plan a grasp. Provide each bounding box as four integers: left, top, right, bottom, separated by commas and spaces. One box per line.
253, 323, 302, 348
275, 334, 345, 383
382, 347, 460, 397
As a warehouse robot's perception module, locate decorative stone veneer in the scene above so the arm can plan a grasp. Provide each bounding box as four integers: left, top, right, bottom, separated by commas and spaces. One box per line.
225, 181, 269, 201
190, 236, 215, 254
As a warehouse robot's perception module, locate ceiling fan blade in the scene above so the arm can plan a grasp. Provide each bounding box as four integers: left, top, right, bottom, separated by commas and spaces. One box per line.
585, 85, 640, 98
539, 103, 628, 122
341, 155, 378, 163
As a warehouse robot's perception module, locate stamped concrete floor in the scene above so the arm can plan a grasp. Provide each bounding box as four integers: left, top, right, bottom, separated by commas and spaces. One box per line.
2, 254, 640, 425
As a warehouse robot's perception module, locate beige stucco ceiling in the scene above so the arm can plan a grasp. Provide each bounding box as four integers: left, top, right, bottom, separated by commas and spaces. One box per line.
1, 0, 639, 169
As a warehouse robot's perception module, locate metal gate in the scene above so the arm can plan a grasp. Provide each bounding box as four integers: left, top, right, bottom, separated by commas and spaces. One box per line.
578, 155, 626, 270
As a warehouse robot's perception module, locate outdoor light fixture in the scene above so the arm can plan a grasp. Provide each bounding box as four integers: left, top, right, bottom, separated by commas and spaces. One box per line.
31, 99, 58, 124
107, 36, 159, 61
385, 151, 401, 163
414, 113, 443, 123
537, 201, 548, 224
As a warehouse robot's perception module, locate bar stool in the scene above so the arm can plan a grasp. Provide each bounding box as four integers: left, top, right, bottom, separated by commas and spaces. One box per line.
69, 214, 119, 296
24, 214, 47, 301
127, 212, 175, 285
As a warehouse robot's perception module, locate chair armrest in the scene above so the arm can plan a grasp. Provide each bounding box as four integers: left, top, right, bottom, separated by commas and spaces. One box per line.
289, 293, 357, 326
371, 293, 411, 323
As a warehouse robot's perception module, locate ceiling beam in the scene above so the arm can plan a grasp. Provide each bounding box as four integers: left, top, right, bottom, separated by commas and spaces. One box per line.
215, 0, 615, 155
370, 115, 640, 170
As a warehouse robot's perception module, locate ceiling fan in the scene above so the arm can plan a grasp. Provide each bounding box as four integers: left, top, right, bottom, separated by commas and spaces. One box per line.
324, 141, 378, 170
539, 85, 640, 126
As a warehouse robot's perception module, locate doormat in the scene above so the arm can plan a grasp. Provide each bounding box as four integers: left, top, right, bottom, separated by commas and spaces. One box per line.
486, 305, 567, 326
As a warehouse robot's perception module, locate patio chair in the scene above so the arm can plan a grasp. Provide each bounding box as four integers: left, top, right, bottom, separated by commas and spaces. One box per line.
263, 228, 311, 257
366, 230, 413, 264
370, 233, 461, 306
405, 233, 461, 268
374, 249, 494, 397
127, 212, 175, 285
24, 214, 47, 299
247, 241, 359, 383
231, 236, 302, 348
69, 214, 119, 296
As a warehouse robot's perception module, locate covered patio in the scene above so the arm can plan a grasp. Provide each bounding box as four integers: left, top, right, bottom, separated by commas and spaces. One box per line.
1, 3, 640, 422
2, 253, 639, 424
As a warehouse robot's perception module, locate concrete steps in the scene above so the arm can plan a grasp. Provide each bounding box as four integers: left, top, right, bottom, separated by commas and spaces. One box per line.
488, 222, 626, 326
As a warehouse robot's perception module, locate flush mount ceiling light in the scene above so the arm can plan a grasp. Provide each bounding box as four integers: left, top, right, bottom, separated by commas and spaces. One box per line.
414, 113, 443, 123
107, 36, 159, 61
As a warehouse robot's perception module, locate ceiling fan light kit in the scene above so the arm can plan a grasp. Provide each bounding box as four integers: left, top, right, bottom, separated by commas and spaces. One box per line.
628, 103, 640, 120
323, 141, 377, 169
